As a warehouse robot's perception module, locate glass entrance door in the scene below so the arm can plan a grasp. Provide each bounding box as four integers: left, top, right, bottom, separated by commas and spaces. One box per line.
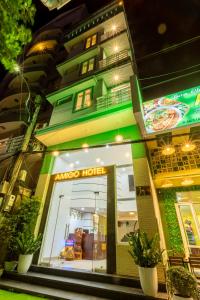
177, 202, 200, 255
39, 176, 107, 272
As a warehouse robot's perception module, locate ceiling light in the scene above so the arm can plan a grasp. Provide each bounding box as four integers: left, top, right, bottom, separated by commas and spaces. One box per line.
75, 161, 80, 165
181, 178, 194, 186
114, 74, 119, 81
181, 142, 196, 152
69, 163, 74, 168
115, 134, 123, 143
82, 143, 89, 148
65, 153, 70, 157
96, 158, 101, 163
161, 180, 173, 188
122, 167, 126, 172
162, 145, 175, 156
52, 151, 59, 156
129, 212, 134, 215
119, 1, 123, 5
114, 45, 119, 52
100, 161, 105, 166
106, 144, 110, 148
81, 207, 85, 211
112, 24, 117, 31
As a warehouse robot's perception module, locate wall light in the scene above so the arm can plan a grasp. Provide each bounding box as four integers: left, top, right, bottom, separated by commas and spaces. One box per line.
114, 74, 119, 81
52, 151, 59, 156
181, 178, 194, 186
181, 142, 196, 152
162, 145, 175, 155
161, 180, 173, 188
112, 24, 117, 31
115, 134, 123, 143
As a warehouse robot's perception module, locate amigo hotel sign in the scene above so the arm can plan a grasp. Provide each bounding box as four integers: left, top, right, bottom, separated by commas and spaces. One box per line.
54, 167, 107, 181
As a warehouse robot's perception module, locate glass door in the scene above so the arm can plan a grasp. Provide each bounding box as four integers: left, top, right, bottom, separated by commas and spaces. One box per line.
39, 176, 107, 273
177, 202, 200, 255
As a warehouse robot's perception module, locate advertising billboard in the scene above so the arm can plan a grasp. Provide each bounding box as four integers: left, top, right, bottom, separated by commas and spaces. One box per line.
143, 86, 200, 134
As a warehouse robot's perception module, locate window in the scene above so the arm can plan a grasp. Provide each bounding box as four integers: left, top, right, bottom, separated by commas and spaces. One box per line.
85, 34, 97, 49
81, 58, 95, 75
75, 89, 92, 111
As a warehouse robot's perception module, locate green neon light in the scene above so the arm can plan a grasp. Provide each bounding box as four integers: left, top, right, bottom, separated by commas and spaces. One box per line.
143, 85, 200, 133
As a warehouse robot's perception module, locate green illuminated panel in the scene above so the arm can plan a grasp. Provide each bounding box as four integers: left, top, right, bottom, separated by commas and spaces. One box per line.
143, 86, 200, 134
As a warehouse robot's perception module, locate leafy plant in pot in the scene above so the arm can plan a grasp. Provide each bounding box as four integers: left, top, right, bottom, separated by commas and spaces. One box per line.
127, 230, 162, 297
14, 231, 42, 273
167, 266, 198, 300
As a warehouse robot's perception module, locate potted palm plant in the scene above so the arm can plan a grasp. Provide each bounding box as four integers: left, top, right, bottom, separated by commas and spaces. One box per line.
14, 231, 42, 273
127, 230, 162, 297
167, 266, 198, 300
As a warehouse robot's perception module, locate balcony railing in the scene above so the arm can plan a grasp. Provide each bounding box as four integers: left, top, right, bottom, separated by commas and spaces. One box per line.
100, 26, 125, 42
0, 135, 44, 156
96, 86, 131, 110
99, 49, 129, 70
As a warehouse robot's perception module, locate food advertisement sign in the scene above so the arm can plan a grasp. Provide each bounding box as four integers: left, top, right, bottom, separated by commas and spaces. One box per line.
143, 86, 200, 134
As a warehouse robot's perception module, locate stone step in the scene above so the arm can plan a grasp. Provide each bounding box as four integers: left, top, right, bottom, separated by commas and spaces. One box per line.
0, 279, 109, 300
3, 271, 168, 300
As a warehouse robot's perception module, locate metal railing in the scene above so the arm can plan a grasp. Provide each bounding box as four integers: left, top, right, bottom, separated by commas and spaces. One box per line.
99, 49, 129, 70
100, 26, 125, 42
96, 86, 131, 110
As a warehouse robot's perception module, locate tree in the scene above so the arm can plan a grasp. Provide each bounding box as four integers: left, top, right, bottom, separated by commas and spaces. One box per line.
0, 0, 36, 71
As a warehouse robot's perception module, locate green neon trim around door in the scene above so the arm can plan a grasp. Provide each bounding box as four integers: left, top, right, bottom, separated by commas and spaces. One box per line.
40, 124, 146, 175
36, 101, 133, 137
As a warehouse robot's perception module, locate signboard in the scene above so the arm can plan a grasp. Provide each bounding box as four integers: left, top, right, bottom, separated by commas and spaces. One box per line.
142, 86, 200, 134
54, 167, 107, 181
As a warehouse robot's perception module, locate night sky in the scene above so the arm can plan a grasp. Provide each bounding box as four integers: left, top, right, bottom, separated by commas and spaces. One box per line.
0, 0, 200, 80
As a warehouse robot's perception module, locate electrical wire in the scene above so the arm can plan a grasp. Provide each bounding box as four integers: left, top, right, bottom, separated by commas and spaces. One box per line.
139, 62, 200, 81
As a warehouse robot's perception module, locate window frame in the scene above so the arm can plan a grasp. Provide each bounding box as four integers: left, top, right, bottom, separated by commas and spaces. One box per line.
73, 87, 93, 112
80, 57, 95, 75
85, 33, 97, 49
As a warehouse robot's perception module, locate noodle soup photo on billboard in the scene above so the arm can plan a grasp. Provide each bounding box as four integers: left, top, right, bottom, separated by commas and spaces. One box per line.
142, 86, 200, 134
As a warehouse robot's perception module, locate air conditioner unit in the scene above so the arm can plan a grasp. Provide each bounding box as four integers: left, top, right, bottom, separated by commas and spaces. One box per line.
4, 194, 15, 212
0, 180, 9, 194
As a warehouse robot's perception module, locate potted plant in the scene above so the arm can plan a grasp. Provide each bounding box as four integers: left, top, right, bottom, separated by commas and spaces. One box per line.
14, 231, 42, 273
167, 266, 198, 300
127, 230, 162, 297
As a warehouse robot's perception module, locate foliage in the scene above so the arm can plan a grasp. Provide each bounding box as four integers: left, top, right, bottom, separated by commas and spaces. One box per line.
0, 0, 36, 71
157, 188, 184, 254
14, 231, 42, 255
0, 196, 40, 261
127, 230, 162, 268
166, 266, 198, 297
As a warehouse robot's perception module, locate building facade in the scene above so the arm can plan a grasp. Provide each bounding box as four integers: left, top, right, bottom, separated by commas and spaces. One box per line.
34, 1, 165, 278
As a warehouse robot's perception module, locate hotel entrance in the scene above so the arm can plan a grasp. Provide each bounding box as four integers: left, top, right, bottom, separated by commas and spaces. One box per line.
38, 144, 137, 274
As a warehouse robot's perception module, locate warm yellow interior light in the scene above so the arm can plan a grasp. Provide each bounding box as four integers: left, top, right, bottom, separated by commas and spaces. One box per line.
181, 142, 196, 152
115, 134, 123, 143
162, 145, 175, 155
52, 151, 59, 156
181, 178, 194, 186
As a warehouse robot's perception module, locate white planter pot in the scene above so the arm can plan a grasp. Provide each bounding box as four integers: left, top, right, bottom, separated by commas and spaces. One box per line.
173, 295, 193, 300
138, 266, 158, 297
17, 254, 33, 274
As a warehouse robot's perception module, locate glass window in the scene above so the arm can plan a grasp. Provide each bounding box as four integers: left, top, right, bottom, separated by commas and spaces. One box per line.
75, 89, 92, 111
75, 92, 84, 111
85, 34, 97, 49
81, 61, 88, 75
81, 58, 95, 75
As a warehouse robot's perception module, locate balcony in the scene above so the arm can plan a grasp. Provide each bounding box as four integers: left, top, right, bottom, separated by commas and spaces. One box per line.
0, 135, 24, 156
96, 86, 131, 110
100, 26, 125, 43
99, 49, 129, 70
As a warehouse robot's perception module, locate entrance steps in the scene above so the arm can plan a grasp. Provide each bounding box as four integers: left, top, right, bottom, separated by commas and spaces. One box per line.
0, 266, 167, 300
